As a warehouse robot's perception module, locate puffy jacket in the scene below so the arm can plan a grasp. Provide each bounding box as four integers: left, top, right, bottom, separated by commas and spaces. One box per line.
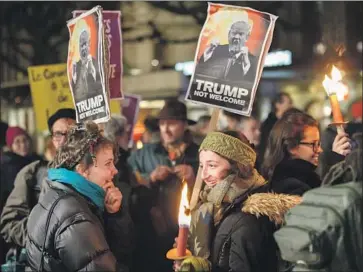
26, 180, 133, 272
199, 187, 301, 272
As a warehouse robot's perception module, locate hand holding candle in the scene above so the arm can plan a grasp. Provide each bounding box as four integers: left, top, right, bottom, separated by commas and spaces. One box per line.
322, 65, 347, 134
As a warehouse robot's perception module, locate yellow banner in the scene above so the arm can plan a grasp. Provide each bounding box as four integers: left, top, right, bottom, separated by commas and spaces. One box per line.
28, 63, 121, 131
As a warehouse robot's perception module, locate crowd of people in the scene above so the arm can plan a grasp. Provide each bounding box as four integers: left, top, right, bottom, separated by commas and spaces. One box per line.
0, 93, 361, 272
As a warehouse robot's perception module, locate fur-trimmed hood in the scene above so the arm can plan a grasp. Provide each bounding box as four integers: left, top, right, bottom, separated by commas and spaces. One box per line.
241, 193, 302, 225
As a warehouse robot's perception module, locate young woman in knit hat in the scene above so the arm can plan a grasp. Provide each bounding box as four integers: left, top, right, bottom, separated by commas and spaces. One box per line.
26, 122, 133, 272
175, 131, 301, 272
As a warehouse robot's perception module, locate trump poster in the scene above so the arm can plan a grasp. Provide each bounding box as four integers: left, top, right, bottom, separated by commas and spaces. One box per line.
73, 10, 123, 99
67, 5, 111, 124
185, 3, 277, 116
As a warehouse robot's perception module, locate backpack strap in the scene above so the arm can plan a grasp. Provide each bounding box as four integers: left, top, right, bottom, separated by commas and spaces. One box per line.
37, 190, 73, 272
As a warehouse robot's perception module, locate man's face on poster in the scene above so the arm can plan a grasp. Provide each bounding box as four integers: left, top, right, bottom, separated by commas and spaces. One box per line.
228, 21, 250, 54
79, 30, 90, 62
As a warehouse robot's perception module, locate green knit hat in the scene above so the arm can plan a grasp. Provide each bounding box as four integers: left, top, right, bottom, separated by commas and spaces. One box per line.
199, 132, 256, 166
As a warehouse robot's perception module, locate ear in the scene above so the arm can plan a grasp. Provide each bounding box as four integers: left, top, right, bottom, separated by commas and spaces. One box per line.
75, 164, 89, 179
288, 146, 299, 158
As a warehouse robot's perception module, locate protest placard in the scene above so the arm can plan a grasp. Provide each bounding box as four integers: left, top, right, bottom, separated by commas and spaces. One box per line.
28, 64, 75, 131
185, 3, 278, 116
67, 6, 111, 124
121, 94, 141, 147
73, 10, 123, 99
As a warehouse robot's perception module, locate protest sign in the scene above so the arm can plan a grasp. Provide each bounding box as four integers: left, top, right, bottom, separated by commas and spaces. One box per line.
73, 10, 123, 99
28, 64, 75, 131
67, 6, 111, 124
121, 94, 141, 147
185, 3, 278, 116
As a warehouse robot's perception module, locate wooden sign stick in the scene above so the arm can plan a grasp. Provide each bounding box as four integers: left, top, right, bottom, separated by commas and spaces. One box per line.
190, 108, 220, 210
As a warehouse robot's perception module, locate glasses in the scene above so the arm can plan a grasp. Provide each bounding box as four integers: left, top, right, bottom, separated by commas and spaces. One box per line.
51, 131, 67, 139
299, 141, 321, 152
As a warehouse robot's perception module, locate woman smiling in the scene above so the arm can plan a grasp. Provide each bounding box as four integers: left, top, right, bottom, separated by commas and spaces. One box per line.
182, 131, 301, 272
26, 122, 133, 272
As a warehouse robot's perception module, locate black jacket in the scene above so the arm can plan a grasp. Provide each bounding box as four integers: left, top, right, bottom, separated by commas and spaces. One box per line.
0, 152, 42, 212
268, 159, 322, 196
26, 180, 133, 272
196, 44, 258, 83
258, 112, 278, 170
210, 186, 301, 272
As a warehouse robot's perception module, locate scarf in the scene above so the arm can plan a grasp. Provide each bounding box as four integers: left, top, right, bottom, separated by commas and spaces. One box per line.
48, 168, 105, 211
189, 170, 266, 259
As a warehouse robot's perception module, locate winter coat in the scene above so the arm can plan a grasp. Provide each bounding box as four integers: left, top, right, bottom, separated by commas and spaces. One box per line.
0, 152, 42, 212
210, 187, 301, 272
268, 159, 322, 196
26, 180, 133, 272
0, 159, 48, 247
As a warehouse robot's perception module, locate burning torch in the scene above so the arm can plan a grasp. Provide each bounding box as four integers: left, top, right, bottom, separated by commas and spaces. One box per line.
166, 181, 192, 261
322, 65, 348, 134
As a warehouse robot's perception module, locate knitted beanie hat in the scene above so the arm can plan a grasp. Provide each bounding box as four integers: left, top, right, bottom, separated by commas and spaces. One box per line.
6, 126, 28, 147
199, 132, 256, 166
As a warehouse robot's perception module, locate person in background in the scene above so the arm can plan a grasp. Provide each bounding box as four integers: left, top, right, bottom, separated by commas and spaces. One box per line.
191, 115, 211, 145
0, 108, 76, 251
43, 135, 56, 162
258, 92, 293, 167
0, 126, 41, 264
142, 116, 160, 145
219, 110, 242, 131
26, 122, 133, 271
239, 115, 261, 148
128, 99, 199, 272
0, 127, 41, 211
261, 111, 351, 196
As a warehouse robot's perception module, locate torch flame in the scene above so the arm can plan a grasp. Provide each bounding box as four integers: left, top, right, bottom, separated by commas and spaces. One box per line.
322, 65, 348, 101
322, 75, 333, 95
178, 182, 191, 226
331, 65, 342, 82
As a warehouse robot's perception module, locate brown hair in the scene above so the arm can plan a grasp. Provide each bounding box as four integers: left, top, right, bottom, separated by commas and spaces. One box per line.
51, 121, 116, 170
261, 112, 318, 180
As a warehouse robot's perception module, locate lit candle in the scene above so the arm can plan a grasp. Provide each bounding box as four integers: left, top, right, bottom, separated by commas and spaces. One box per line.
177, 182, 191, 257
322, 65, 347, 133
166, 181, 192, 261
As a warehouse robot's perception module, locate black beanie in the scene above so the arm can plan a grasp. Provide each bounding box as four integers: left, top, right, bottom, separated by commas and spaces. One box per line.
47, 108, 76, 131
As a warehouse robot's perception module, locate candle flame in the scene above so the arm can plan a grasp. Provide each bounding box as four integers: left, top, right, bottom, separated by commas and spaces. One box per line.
178, 182, 191, 226
322, 66, 348, 101
322, 75, 332, 95
331, 65, 342, 82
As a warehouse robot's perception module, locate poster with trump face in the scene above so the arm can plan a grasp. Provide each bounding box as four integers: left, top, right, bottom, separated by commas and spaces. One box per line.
67, 5, 111, 124
186, 3, 278, 116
